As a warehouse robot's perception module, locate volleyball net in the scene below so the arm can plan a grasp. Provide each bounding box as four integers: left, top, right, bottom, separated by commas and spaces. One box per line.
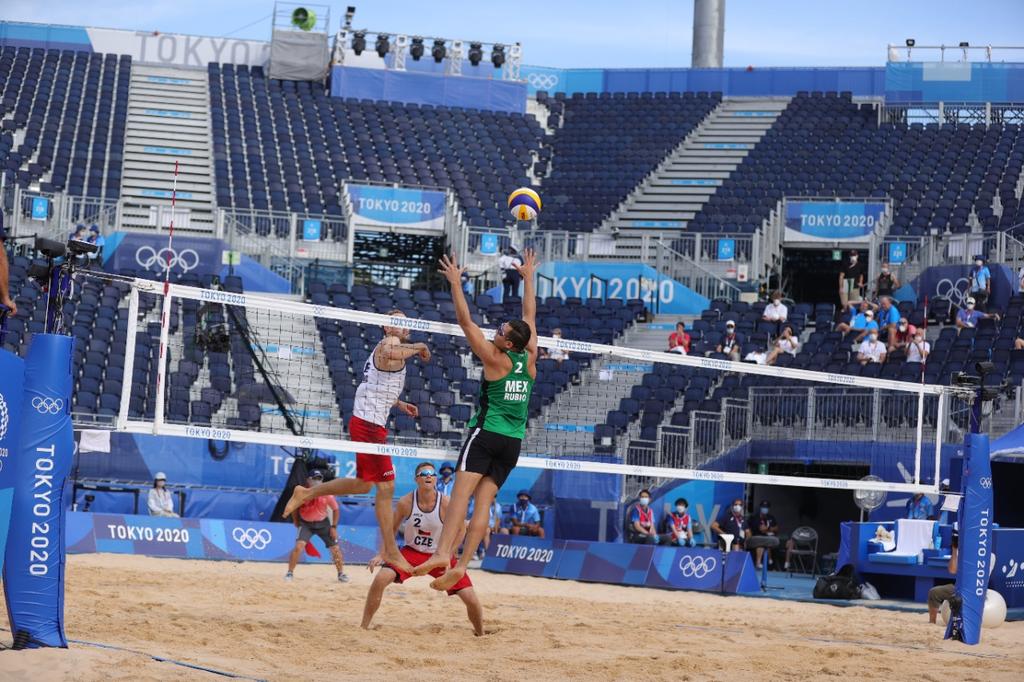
100, 276, 973, 496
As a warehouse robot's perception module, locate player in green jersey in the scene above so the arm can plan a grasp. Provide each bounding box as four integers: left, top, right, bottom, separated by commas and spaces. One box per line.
413, 249, 539, 591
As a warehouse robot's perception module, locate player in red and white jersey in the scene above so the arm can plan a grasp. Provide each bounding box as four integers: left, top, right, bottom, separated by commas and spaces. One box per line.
284, 310, 430, 574
361, 462, 483, 635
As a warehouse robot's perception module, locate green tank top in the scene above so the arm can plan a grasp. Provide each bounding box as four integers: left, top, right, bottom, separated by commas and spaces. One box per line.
468, 350, 534, 439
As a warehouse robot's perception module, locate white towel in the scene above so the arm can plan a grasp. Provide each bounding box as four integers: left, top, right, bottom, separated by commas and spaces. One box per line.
889, 518, 936, 559
79, 429, 111, 453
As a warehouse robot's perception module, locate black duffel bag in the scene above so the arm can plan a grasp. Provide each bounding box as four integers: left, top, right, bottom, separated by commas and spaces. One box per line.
813, 563, 861, 600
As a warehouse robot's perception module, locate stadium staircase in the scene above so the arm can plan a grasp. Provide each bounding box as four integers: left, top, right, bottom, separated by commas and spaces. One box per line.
120, 65, 216, 233
604, 98, 789, 232
524, 320, 679, 457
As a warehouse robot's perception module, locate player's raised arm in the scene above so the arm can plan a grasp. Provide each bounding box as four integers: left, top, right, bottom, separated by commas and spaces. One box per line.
513, 248, 540, 356
438, 253, 498, 363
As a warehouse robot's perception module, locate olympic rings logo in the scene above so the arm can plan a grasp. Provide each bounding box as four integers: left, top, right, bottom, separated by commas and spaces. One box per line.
934, 277, 971, 308
232, 527, 272, 550
678, 555, 717, 578
527, 73, 559, 90
32, 397, 64, 415
135, 246, 201, 273
979, 477, 993, 489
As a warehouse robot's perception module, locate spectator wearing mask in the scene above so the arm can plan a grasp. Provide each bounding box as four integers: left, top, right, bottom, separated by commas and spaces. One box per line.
839, 250, 866, 307
955, 297, 999, 331
716, 320, 743, 361
436, 463, 456, 497
970, 257, 991, 311
668, 322, 691, 355
766, 325, 799, 365
888, 317, 916, 354
906, 492, 934, 520
147, 472, 178, 517
747, 500, 780, 570
906, 330, 930, 364
627, 489, 658, 545
857, 331, 887, 365
762, 291, 788, 335
460, 271, 474, 299
875, 296, 900, 342
508, 490, 544, 538
836, 301, 878, 342
541, 328, 568, 363
286, 470, 348, 582
500, 248, 522, 301
876, 262, 900, 298
711, 498, 747, 551
87, 225, 105, 266
659, 497, 694, 547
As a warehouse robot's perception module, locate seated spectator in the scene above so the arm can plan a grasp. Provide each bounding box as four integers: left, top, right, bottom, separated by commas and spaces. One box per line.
955, 297, 999, 330
857, 331, 886, 364
86, 225, 105, 267
716, 321, 743, 361
888, 317, 916, 353
906, 492, 933, 520
836, 301, 878, 342
508, 490, 544, 538
658, 497, 694, 547
467, 495, 506, 559
875, 296, 900, 341
875, 262, 899, 298
710, 498, 747, 551
539, 328, 568, 363
928, 532, 958, 624
906, 331, 930, 363
762, 291, 788, 334
747, 500, 780, 570
766, 325, 799, 365
668, 322, 691, 354
627, 489, 658, 545
147, 472, 179, 518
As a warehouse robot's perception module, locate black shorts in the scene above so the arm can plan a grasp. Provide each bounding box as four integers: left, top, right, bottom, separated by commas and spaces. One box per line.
456, 427, 522, 489
297, 519, 337, 548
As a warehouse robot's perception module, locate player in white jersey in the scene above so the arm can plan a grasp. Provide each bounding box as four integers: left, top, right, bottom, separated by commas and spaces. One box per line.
284, 311, 430, 574
361, 462, 483, 635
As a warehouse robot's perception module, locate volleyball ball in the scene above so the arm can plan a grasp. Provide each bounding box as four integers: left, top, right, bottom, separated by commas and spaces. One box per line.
508, 187, 542, 221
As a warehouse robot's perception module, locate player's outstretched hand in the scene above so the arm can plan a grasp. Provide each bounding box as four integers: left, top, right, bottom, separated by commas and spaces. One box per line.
512, 248, 539, 278
438, 253, 465, 285
417, 344, 431, 362
367, 555, 383, 572
398, 401, 419, 418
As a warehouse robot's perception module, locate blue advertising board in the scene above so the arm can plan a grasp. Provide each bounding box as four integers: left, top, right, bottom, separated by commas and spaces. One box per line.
105, 232, 225, 277
347, 184, 446, 231
536, 261, 709, 315
784, 201, 886, 242
0, 349, 25, 573
993, 529, 1024, 608
888, 241, 908, 265
31, 197, 49, 220
556, 540, 655, 586
65, 512, 380, 564
479, 233, 499, 255
482, 535, 563, 578
302, 219, 322, 241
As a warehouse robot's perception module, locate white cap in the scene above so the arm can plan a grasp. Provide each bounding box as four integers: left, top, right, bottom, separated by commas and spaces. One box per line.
966, 297, 976, 305
154, 471, 167, 480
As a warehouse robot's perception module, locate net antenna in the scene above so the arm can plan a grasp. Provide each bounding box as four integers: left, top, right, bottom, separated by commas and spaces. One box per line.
119, 278, 972, 496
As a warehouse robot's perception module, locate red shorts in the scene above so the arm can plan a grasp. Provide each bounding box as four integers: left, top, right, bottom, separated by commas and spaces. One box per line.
386, 546, 473, 595
348, 415, 395, 483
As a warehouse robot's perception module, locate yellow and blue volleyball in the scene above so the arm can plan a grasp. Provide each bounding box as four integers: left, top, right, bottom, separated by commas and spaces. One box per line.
508, 187, 542, 221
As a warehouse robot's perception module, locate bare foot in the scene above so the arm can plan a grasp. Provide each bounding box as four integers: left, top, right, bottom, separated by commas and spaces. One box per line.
410, 553, 450, 577
382, 549, 416, 575
429, 565, 466, 592
282, 485, 312, 518
360, 623, 381, 631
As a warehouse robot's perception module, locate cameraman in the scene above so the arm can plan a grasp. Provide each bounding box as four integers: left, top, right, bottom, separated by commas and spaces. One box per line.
0, 212, 16, 317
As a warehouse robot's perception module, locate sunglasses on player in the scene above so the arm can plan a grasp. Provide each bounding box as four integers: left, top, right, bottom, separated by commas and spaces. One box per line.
416, 470, 437, 478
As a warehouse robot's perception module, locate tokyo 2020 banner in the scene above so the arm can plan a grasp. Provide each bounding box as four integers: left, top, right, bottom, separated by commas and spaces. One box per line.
2, 334, 75, 648
347, 185, 447, 232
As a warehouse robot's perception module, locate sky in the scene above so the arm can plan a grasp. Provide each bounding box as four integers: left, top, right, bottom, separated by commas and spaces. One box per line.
3, 0, 1024, 69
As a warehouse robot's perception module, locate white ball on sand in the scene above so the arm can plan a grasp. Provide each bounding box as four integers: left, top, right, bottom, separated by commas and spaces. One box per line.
939, 589, 1007, 628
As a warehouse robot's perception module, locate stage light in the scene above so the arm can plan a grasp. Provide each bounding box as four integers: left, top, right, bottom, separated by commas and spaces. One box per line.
343, 6, 356, 30
491, 43, 506, 68
410, 36, 425, 61
468, 42, 483, 66
431, 38, 446, 63
351, 31, 366, 55
375, 33, 390, 58
905, 38, 915, 47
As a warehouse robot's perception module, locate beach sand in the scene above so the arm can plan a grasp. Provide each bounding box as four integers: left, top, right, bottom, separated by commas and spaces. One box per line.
1, 553, 1020, 681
